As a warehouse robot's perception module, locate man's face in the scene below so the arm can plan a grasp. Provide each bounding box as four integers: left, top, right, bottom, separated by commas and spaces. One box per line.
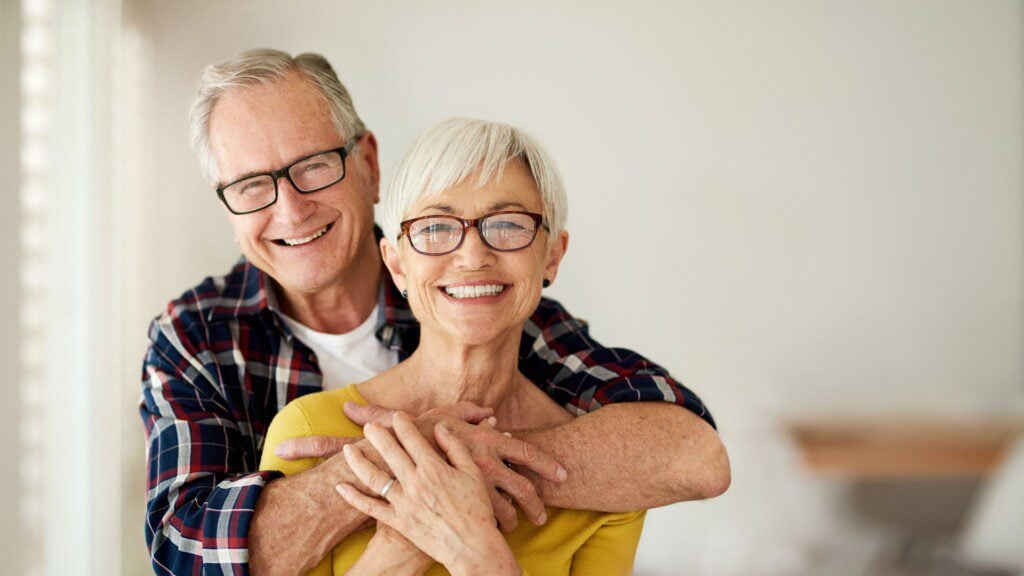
208, 73, 379, 297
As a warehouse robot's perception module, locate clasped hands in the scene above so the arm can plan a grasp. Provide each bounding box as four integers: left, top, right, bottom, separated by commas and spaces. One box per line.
273, 401, 566, 572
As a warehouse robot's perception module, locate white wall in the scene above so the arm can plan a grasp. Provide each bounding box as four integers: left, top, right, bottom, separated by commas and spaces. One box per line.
119, 0, 1023, 573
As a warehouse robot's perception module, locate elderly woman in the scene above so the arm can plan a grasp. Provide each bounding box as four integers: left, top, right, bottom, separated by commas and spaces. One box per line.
260, 118, 644, 575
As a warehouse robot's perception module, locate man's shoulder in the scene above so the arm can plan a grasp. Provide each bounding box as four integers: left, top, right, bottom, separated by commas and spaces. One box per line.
525, 296, 589, 337
147, 259, 264, 352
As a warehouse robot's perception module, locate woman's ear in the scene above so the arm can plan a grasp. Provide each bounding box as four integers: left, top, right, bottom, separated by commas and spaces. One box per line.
543, 231, 569, 285
380, 237, 406, 291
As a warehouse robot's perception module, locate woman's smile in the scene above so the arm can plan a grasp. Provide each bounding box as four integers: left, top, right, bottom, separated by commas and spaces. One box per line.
440, 281, 511, 303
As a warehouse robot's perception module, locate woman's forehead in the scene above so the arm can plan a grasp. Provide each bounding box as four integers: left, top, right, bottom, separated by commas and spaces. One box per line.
410, 163, 543, 216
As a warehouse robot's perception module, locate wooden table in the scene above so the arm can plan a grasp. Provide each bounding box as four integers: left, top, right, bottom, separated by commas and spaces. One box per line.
786, 419, 1023, 478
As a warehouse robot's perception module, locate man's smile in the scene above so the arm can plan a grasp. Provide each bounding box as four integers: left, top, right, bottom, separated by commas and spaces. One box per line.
271, 222, 334, 246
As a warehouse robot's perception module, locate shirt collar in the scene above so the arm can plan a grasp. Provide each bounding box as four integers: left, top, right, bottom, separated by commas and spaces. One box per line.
206, 226, 419, 349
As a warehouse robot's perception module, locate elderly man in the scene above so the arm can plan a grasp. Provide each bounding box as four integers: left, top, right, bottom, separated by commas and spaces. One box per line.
140, 49, 729, 576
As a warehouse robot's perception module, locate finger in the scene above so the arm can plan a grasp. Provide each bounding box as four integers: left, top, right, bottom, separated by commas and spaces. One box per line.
479, 458, 547, 526
273, 435, 360, 460
363, 422, 417, 481
343, 443, 398, 496
487, 486, 520, 533
435, 422, 477, 472
453, 401, 495, 424
335, 482, 395, 525
496, 433, 567, 483
391, 412, 443, 466
344, 402, 397, 428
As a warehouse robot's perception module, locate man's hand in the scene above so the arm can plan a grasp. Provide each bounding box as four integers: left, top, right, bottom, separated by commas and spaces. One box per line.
275, 400, 567, 532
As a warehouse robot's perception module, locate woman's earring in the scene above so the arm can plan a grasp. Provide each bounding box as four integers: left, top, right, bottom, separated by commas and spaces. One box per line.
542, 279, 551, 288
401, 289, 408, 299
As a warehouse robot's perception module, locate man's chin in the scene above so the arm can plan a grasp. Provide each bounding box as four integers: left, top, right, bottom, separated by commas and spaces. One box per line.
258, 260, 340, 297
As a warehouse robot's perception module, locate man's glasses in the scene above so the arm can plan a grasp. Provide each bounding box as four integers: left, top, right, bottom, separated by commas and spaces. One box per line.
216, 135, 361, 215
399, 211, 547, 256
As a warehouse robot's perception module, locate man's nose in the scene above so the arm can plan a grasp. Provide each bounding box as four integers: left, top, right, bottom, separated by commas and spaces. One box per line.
272, 177, 316, 225
453, 226, 496, 269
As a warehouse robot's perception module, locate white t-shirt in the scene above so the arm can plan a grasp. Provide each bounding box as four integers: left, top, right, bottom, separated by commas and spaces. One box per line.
280, 304, 399, 391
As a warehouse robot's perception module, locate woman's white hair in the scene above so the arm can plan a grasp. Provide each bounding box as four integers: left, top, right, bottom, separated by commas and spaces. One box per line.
382, 117, 568, 248
189, 49, 365, 183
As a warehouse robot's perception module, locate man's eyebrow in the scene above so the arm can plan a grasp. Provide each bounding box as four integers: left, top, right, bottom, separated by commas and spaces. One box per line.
222, 146, 342, 186
222, 169, 267, 185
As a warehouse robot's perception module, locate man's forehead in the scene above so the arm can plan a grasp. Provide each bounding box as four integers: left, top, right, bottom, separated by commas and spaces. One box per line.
208, 77, 341, 180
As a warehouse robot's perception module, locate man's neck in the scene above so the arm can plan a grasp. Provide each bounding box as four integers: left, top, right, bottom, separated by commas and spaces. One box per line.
274, 236, 383, 334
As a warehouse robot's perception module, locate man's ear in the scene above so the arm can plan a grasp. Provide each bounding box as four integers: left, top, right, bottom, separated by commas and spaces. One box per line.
358, 131, 381, 203
543, 231, 569, 285
380, 237, 406, 291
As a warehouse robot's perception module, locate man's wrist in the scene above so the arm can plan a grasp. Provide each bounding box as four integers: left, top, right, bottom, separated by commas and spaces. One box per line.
249, 458, 371, 575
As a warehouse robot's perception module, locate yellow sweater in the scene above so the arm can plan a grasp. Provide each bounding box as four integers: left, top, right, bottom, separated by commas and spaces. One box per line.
259, 385, 645, 575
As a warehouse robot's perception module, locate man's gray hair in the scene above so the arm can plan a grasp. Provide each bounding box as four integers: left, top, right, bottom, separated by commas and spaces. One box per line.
382, 117, 568, 248
189, 48, 365, 183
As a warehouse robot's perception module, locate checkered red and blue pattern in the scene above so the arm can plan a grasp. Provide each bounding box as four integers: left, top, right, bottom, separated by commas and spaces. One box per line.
140, 257, 714, 575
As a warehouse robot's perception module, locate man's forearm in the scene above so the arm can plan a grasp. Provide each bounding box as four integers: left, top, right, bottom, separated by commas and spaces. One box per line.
514, 402, 730, 512
249, 444, 376, 575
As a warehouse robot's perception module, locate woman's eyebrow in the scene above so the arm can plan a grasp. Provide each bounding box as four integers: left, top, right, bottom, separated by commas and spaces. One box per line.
419, 203, 457, 214
488, 201, 529, 212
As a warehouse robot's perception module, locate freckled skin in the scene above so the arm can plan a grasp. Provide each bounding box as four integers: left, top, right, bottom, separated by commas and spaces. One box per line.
209, 72, 381, 299
382, 161, 569, 349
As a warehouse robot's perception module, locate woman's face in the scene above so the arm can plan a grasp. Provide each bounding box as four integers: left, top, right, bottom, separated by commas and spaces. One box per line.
382, 161, 568, 346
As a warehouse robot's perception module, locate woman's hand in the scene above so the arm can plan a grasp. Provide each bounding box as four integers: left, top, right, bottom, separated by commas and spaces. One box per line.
346, 524, 433, 576
335, 412, 521, 576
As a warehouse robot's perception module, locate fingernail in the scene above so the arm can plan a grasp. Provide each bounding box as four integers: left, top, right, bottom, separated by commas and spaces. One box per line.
502, 432, 512, 437
342, 444, 353, 456
273, 445, 287, 458
335, 484, 348, 496
486, 416, 498, 427
438, 422, 451, 434
556, 466, 568, 482
537, 512, 547, 525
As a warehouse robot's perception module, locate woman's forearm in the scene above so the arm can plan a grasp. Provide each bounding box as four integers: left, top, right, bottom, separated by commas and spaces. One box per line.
448, 532, 521, 576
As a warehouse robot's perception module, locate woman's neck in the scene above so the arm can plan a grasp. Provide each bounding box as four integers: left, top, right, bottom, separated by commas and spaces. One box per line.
364, 326, 531, 420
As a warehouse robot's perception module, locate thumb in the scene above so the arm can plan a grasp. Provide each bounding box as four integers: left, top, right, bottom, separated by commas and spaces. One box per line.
344, 401, 397, 428
274, 435, 359, 460
453, 401, 495, 425
435, 422, 477, 472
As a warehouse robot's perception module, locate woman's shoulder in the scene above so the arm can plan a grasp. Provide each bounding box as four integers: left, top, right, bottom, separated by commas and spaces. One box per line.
259, 385, 367, 475
281, 385, 367, 438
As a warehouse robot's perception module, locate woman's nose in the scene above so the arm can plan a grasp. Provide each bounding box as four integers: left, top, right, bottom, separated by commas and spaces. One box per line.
453, 226, 495, 269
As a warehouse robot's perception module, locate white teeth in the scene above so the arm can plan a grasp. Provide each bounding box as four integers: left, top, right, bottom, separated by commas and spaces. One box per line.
444, 284, 506, 299
282, 225, 329, 246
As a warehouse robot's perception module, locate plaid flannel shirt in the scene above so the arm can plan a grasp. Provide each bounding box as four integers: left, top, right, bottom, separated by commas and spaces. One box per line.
140, 256, 714, 575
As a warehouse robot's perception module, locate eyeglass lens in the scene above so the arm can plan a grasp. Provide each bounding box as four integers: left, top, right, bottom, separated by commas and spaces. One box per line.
407, 213, 539, 254
221, 150, 346, 213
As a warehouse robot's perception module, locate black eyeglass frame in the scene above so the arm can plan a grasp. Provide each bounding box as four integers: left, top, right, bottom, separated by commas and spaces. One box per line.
399, 210, 549, 256
215, 134, 362, 215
